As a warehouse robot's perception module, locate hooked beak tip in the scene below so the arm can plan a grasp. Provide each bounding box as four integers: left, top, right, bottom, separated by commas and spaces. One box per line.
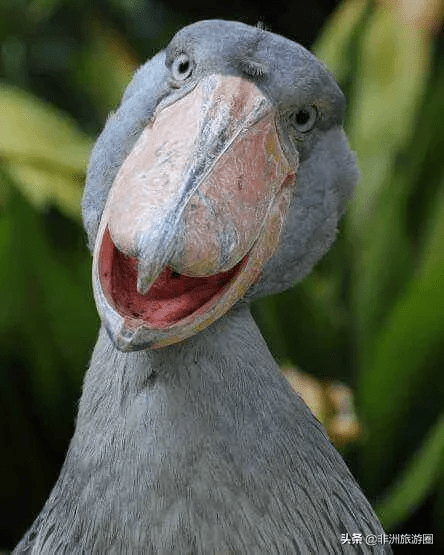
137, 274, 151, 295
136, 257, 163, 295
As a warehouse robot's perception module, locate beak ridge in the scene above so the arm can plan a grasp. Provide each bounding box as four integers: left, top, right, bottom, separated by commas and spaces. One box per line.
92, 74, 297, 349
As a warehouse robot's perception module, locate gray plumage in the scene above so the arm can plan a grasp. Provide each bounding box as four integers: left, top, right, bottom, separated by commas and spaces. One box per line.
15, 20, 391, 554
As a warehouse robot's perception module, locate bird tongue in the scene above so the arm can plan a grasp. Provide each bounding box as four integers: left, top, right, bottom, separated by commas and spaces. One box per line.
99, 227, 245, 328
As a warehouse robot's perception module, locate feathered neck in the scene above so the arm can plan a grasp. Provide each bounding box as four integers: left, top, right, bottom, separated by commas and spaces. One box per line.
16, 303, 387, 554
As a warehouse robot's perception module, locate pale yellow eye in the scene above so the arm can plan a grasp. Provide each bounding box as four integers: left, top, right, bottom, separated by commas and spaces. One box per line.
292, 105, 317, 133
172, 53, 193, 81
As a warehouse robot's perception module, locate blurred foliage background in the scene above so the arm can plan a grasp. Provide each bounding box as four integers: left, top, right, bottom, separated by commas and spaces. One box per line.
1, 0, 444, 551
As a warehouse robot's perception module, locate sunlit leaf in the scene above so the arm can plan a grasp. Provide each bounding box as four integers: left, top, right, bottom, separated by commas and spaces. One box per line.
5, 163, 83, 220
347, 5, 431, 227
0, 83, 92, 218
379, 0, 444, 33
0, 83, 92, 171
314, 0, 370, 81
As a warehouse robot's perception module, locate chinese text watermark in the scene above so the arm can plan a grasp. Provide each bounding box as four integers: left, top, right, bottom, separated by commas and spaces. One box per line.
340, 533, 433, 546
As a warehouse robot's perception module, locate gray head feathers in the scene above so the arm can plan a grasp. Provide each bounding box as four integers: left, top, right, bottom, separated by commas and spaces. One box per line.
82, 20, 357, 300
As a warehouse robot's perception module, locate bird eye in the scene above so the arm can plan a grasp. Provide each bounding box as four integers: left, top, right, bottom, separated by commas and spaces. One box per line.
171, 53, 193, 81
291, 106, 317, 133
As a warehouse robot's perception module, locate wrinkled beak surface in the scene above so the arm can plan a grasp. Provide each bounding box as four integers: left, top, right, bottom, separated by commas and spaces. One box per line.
93, 74, 296, 350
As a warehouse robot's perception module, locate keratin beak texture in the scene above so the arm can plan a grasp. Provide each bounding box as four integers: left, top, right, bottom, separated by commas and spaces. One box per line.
93, 74, 296, 350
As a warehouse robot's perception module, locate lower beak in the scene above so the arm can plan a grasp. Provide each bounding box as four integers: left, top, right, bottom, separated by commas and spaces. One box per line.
93, 74, 296, 350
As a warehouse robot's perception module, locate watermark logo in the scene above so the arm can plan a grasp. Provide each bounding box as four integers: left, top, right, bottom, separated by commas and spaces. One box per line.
340, 533, 433, 546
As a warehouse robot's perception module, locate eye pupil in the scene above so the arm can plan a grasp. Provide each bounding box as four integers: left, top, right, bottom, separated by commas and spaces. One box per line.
295, 109, 310, 126
178, 60, 189, 74
291, 106, 317, 132
172, 53, 192, 81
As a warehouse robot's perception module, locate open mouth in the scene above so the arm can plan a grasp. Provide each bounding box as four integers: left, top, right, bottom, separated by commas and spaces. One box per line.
99, 227, 247, 329
91, 74, 295, 350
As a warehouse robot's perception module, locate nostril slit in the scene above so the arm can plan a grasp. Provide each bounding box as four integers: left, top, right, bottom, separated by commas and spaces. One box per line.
172, 270, 181, 278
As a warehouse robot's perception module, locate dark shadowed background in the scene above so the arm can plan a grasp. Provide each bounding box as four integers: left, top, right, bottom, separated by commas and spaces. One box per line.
1, 0, 444, 551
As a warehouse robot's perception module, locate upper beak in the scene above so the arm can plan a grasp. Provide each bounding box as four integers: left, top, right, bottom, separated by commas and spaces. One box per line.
93, 74, 296, 350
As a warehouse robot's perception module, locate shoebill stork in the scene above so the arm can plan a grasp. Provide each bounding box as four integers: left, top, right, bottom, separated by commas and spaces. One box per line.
15, 20, 391, 554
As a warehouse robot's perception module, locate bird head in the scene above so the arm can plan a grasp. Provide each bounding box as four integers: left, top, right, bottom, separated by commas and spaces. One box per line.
82, 20, 358, 351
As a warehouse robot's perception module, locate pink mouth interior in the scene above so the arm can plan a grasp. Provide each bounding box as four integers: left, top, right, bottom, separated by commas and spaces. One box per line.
99, 228, 245, 328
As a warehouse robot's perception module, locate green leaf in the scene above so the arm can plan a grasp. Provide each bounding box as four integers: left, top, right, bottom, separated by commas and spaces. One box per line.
350, 170, 413, 361
314, 0, 370, 81
358, 182, 444, 482
72, 18, 139, 118
29, 0, 64, 22
377, 415, 444, 529
5, 162, 84, 220
347, 6, 431, 229
0, 82, 92, 218
0, 82, 91, 171
0, 179, 97, 409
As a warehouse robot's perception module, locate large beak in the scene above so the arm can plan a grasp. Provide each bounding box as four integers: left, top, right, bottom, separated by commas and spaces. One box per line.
93, 74, 296, 350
